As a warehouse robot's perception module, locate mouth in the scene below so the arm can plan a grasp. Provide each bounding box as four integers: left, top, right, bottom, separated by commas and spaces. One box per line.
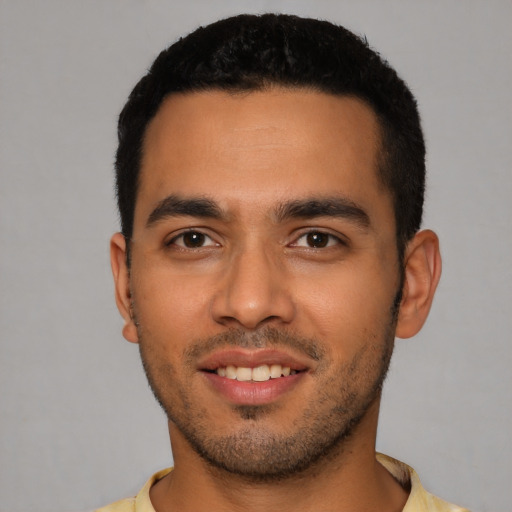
198, 350, 310, 405
206, 364, 300, 382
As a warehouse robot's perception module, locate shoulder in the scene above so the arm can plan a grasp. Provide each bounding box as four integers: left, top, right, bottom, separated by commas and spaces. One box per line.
95, 468, 173, 512
95, 497, 135, 512
376, 453, 471, 512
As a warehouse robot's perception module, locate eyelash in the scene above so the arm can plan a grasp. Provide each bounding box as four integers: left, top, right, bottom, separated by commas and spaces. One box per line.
166, 229, 218, 249
166, 228, 346, 250
291, 231, 346, 249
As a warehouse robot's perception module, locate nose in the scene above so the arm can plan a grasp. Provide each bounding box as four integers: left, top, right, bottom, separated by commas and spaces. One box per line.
211, 244, 295, 330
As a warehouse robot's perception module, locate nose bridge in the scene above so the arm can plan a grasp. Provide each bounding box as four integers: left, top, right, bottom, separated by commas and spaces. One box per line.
212, 237, 294, 329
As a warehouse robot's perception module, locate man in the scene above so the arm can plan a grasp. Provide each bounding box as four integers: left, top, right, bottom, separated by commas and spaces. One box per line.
101, 13, 468, 512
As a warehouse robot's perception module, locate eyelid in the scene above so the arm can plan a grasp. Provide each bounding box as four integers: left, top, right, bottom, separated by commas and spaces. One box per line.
166, 228, 219, 248
289, 228, 348, 248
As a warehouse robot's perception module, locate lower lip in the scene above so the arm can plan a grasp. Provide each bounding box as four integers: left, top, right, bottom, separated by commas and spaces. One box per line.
202, 371, 305, 405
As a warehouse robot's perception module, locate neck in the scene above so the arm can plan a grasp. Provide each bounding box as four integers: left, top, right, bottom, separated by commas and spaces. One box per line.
150, 400, 408, 512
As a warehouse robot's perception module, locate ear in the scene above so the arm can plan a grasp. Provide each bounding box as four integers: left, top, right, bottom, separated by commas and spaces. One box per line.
395, 229, 442, 339
110, 232, 139, 343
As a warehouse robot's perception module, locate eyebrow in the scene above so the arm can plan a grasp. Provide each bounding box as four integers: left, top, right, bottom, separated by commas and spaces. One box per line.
274, 197, 370, 229
146, 194, 370, 230
146, 195, 225, 227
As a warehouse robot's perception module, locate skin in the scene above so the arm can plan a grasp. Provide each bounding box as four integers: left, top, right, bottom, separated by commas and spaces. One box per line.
111, 88, 441, 512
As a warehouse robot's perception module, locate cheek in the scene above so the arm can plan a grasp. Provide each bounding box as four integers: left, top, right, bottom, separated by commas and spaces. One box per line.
293, 263, 397, 344
132, 268, 214, 341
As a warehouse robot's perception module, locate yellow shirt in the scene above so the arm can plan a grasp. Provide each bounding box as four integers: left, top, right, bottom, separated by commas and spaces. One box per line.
96, 453, 469, 512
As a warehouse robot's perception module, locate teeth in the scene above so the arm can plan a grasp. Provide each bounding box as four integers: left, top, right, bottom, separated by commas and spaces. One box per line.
270, 364, 282, 378
236, 367, 252, 382
225, 365, 237, 380
215, 364, 294, 381
252, 365, 270, 382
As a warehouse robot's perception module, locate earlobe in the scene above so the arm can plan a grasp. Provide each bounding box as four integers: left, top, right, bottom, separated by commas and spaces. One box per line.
110, 232, 139, 343
395, 229, 442, 339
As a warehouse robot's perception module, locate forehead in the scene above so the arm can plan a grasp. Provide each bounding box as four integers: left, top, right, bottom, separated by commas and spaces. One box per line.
137, 88, 390, 225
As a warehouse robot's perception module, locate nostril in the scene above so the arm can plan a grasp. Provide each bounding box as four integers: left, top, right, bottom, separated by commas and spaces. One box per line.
215, 314, 289, 331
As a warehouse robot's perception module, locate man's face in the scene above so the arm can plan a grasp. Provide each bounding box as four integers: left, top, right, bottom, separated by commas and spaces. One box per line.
120, 89, 402, 477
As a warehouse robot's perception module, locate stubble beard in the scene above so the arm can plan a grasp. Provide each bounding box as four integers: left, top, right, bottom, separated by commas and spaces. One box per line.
137, 310, 397, 481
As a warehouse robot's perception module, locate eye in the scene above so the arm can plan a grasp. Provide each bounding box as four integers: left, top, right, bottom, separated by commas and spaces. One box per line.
292, 231, 343, 249
168, 230, 218, 249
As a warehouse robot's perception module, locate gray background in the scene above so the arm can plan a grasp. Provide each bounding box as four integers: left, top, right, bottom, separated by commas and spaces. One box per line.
0, 1, 510, 511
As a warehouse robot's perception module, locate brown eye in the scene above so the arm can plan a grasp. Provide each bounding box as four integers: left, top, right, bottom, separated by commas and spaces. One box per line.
291, 230, 343, 249
182, 231, 206, 248
169, 231, 217, 249
306, 232, 330, 248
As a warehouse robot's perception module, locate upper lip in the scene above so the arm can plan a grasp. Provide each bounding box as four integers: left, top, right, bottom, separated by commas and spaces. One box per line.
198, 349, 311, 372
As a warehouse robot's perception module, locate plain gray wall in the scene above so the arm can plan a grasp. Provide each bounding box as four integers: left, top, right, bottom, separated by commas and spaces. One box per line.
1, 1, 510, 511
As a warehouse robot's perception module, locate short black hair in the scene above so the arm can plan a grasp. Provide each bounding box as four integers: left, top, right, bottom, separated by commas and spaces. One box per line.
116, 13, 425, 257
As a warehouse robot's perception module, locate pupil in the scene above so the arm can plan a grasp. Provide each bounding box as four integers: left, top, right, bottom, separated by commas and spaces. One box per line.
183, 232, 205, 248
307, 232, 328, 248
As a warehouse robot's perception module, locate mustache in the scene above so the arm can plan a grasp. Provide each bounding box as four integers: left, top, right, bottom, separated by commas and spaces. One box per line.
183, 327, 326, 364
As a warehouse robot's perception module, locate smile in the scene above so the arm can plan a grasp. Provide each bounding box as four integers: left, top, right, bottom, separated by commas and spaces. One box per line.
214, 364, 298, 381
198, 348, 311, 404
